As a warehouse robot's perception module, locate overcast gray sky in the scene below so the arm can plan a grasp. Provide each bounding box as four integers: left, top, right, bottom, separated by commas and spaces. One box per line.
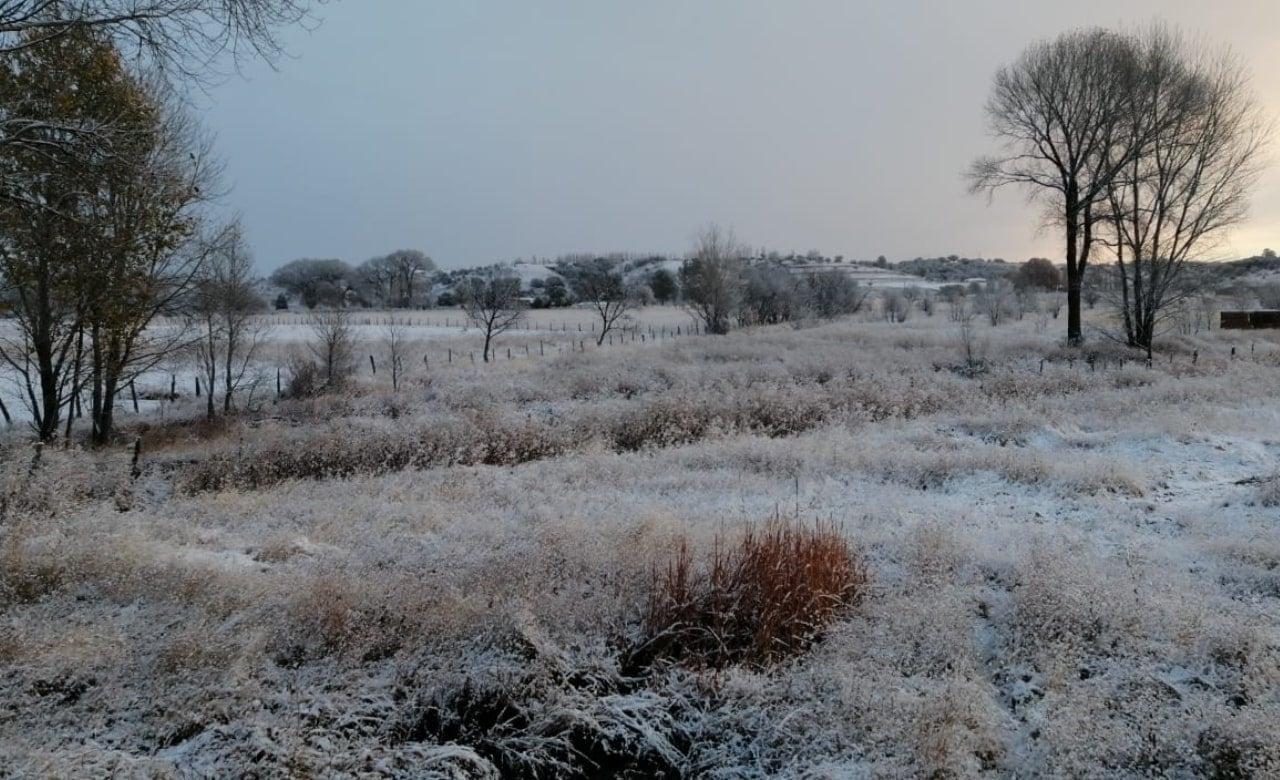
203, 0, 1280, 271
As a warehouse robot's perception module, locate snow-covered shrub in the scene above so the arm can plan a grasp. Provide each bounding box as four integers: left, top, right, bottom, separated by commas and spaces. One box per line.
284, 355, 324, 399
179, 415, 579, 492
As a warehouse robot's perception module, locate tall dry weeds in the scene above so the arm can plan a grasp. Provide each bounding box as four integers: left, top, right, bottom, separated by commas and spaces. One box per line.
629, 516, 868, 670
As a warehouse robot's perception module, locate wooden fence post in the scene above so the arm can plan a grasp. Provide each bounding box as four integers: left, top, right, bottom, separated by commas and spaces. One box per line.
131, 436, 143, 480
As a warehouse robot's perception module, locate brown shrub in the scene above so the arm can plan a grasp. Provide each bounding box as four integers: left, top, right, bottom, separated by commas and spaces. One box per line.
126, 417, 231, 450
628, 516, 868, 670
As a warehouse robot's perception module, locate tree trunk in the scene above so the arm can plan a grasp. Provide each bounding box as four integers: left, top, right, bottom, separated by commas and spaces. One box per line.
34, 333, 61, 442
90, 325, 104, 443
205, 321, 217, 421
222, 322, 235, 416
92, 373, 118, 447
1064, 202, 1084, 346
205, 356, 216, 421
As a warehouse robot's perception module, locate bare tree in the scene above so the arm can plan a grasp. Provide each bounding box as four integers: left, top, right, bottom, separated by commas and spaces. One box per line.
190, 220, 269, 420
354, 254, 396, 307
881, 291, 909, 323
384, 249, 434, 308
459, 272, 524, 362
681, 224, 743, 335
307, 308, 354, 390
384, 320, 407, 392
957, 304, 985, 375
0, 1, 317, 77
969, 28, 1143, 345
1101, 27, 1269, 358
740, 264, 798, 325
568, 258, 638, 345
978, 279, 1014, 327
0, 1, 318, 200
942, 287, 969, 322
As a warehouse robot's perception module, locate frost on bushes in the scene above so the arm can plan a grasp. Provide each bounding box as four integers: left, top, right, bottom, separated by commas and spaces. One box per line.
1256, 472, 1280, 507
391, 668, 690, 779
284, 355, 325, 399
380, 628, 700, 779
179, 416, 577, 492
627, 517, 868, 671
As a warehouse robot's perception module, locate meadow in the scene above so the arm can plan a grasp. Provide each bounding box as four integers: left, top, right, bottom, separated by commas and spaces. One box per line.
1, 303, 1278, 778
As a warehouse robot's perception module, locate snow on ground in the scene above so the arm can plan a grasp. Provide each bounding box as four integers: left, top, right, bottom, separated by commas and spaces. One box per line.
2, 304, 1279, 777
788, 263, 954, 290
0, 307, 700, 425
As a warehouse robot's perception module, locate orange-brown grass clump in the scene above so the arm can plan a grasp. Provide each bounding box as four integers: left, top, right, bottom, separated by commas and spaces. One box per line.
629, 517, 868, 671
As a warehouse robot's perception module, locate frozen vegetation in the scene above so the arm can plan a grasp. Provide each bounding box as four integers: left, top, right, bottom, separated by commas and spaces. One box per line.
1, 305, 1279, 777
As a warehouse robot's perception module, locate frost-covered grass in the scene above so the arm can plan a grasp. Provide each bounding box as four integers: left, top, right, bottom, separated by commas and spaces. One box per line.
2, 309, 1280, 777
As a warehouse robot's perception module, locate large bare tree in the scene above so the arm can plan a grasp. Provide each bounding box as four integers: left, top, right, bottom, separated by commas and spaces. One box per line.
969, 29, 1143, 345
1101, 27, 1269, 357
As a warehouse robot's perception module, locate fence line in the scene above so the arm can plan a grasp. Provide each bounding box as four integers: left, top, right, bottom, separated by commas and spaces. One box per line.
6, 335, 1274, 430
250, 312, 702, 338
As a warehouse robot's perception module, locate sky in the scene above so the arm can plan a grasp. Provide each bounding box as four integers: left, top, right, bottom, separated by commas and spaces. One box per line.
200, 0, 1280, 272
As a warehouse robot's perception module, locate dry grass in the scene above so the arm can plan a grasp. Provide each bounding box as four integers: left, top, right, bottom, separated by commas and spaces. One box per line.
629, 516, 868, 670
2, 307, 1280, 776
1257, 472, 1280, 507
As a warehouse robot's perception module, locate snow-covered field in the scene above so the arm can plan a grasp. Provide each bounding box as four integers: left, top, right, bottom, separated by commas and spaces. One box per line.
2, 304, 1279, 777
0, 306, 700, 426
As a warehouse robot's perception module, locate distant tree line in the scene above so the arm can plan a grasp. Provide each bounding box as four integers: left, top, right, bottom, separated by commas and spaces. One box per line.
269, 250, 440, 310
894, 256, 1012, 282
